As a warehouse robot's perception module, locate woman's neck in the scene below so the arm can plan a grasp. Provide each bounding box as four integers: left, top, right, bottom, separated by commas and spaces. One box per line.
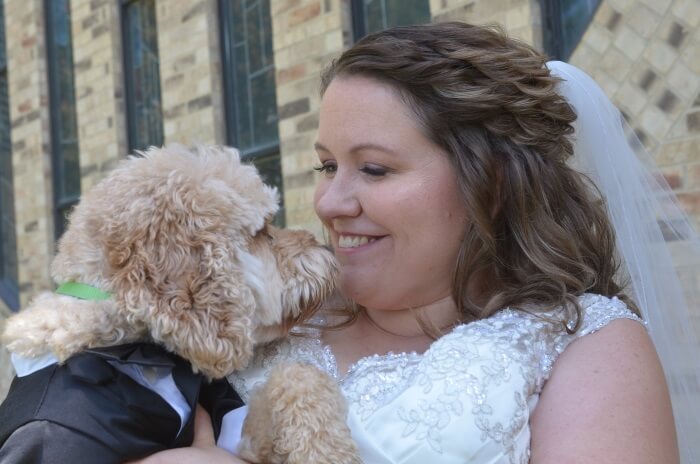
361, 295, 461, 338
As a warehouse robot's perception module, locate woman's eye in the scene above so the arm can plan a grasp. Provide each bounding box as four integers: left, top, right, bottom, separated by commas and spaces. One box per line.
360, 165, 388, 177
313, 161, 337, 175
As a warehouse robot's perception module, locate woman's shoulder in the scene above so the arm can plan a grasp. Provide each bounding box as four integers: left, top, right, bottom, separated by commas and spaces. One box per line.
528, 298, 676, 463
574, 293, 645, 336
440, 293, 646, 386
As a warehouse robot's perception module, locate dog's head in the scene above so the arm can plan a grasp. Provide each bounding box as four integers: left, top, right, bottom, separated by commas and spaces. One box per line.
51, 144, 336, 378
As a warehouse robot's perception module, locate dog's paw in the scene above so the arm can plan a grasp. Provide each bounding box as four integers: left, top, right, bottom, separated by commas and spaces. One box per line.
241, 363, 362, 464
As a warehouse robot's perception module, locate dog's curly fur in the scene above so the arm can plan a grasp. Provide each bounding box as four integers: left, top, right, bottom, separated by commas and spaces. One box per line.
240, 362, 361, 464
1, 144, 360, 463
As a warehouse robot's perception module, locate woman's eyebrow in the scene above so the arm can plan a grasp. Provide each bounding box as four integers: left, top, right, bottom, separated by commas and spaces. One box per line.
314, 141, 398, 156
314, 141, 330, 152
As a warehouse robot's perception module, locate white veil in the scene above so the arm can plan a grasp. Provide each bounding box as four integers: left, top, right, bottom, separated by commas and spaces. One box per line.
547, 61, 700, 463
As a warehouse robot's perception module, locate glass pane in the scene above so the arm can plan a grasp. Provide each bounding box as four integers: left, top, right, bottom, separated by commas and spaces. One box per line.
250, 152, 285, 227
246, 2, 263, 73
0, 0, 5, 70
0, 27, 18, 291
125, 0, 163, 151
560, 0, 600, 59
224, 0, 279, 154
234, 44, 252, 149
260, 0, 273, 67
364, 0, 385, 35
363, 0, 430, 36
385, 0, 430, 29
250, 67, 278, 149
61, 141, 81, 198
48, 0, 81, 207
222, 0, 282, 223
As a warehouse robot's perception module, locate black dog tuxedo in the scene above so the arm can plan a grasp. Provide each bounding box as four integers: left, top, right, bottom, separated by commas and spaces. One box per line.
0, 343, 244, 464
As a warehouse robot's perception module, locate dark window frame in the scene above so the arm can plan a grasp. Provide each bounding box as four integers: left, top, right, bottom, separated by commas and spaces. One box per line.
45, 0, 80, 240
350, 0, 431, 42
0, 0, 18, 311
219, 0, 284, 226
541, 0, 601, 60
121, 0, 164, 153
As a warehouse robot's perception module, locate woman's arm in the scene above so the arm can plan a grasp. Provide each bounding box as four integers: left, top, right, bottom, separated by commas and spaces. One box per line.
530, 319, 679, 464
128, 405, 249, 464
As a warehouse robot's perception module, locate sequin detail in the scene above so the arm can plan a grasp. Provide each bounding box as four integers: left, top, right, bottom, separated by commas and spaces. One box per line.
229, 294, 644, 463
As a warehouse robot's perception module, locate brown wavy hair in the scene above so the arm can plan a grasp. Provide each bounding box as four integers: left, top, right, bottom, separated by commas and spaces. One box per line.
319, 22, 637, 332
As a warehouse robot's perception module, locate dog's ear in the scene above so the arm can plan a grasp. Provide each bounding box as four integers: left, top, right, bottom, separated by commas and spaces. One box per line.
103, 180, 257, 378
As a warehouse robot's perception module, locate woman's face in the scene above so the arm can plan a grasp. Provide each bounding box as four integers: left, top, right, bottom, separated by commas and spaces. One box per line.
314, 76, 468, 311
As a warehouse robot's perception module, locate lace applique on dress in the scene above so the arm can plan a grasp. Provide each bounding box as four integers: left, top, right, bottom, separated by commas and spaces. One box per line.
342, 351, 422, 421
228, 324, 335, 402
389, 311, 544, 460
228, 294, 644, 464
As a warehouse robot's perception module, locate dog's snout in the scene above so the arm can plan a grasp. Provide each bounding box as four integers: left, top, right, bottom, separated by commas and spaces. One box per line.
321, 244, 334, 252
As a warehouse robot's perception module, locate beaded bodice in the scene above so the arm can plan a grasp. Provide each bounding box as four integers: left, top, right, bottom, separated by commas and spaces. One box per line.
228, 294, 643, 463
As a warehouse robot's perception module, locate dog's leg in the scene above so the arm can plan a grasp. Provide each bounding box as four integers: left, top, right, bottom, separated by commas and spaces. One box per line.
239, 362, 362, 464
1, 293, 144, 361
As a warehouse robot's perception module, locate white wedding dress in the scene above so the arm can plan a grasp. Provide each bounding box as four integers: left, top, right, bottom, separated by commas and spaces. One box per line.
228, 294, 642, 463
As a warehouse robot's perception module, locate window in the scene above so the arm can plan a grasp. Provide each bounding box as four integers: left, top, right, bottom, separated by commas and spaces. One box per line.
542, 0, 601, 60
0, 0, 18, 310
46, 0, 80, 239
351, 0, 431, 41
122, 0, 163, 152
220, 0, 284, 225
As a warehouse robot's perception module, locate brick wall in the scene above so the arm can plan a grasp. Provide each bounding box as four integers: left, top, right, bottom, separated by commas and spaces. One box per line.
272, 0, 350, 235
71, 0, 128, 191
571, 0, 700, 231
0, 0, 56, 401
156, 0, 225, 145
430, 0, 543, 49
6, 0, 54, 306
1, 0, 699, 402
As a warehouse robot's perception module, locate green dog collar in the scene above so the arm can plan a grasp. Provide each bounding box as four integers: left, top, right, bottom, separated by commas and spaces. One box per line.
56, 282, 111, 301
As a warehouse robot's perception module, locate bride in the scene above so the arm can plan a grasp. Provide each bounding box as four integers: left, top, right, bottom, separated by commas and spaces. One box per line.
140, 22, 699, 464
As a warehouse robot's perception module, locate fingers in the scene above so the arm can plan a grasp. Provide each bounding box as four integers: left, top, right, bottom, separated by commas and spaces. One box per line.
192, 403, 216, 447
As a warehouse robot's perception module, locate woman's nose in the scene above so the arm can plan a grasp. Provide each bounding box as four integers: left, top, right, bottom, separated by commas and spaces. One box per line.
314, 174, 361, 220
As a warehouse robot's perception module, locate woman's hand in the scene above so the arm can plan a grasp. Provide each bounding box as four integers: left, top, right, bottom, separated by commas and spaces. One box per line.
126, 404, 249, 464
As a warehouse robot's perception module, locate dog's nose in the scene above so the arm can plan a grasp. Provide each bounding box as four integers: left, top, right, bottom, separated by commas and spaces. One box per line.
321, 244, 334, 252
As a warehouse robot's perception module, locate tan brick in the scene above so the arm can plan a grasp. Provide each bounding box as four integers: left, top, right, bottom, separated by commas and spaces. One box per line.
570, 43, 603, 73
615, 81, 648, 116
288, 2, 322, 28
655, 137, 700, 166
667, 60, 700, 100
681, 36, 700, 74
678, 191, 700, 215
644, 39, 679, 72
628, 3, 662, 39
659, 164, 686, 190
601, 46, 633, 82
639, 105, 674, 140
614, 25, 646, 60
688, 162, 700, 189
585, 22, 614, 54
672, 0, 700, 28
639, 0, 673, 16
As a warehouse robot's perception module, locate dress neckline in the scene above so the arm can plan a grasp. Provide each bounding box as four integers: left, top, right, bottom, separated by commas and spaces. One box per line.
305, 303, 580, 383
315, 315, 474, 382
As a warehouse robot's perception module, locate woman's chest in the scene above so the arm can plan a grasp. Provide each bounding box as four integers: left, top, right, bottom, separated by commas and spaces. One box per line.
337, 329, 539, 463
